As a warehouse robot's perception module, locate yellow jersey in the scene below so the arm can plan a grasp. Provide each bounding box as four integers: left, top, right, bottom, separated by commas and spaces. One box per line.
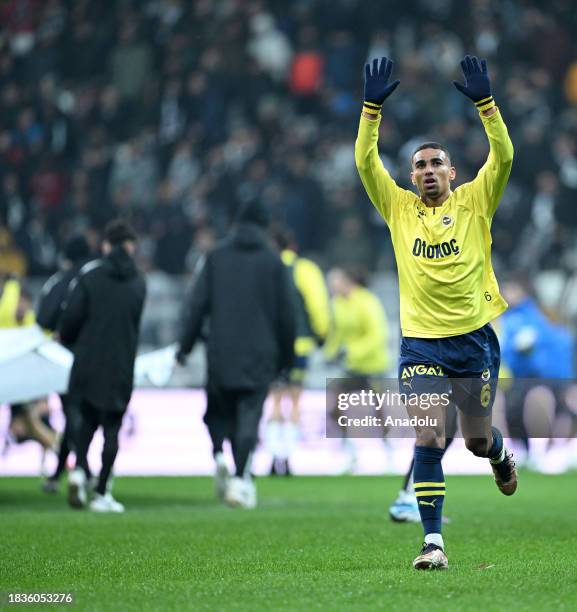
0, 279, 35, 328
281, 249, 330, 356
325, 286, 390, 375
355, 109, 514, 338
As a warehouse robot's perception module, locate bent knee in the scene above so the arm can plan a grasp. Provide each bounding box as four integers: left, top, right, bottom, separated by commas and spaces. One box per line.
415, 429, 445, 449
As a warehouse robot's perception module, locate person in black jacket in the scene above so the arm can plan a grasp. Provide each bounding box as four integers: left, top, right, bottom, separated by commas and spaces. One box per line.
59, 219, 146, 513
37, 235, 93, 493
176, 200, 296, 509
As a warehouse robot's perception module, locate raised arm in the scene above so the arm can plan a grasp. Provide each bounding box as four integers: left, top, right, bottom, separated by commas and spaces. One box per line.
354, 57, 403, 225
453, 55, 514, 217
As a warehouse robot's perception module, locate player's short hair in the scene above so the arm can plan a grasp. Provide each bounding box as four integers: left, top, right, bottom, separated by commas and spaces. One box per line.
63, 234, 91, 263
270, 224, 296, 251
412, 142, 451, 165
104, 219, 137, 246
343, 265, 369, 288
236, 198, 270, 228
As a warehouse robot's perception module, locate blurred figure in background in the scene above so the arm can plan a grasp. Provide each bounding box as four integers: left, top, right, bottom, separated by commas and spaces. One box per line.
0, 275, 35, 328
0, 0, 575, 292
177, 200, 296, 509
36, 234, 93, 493
60, 220, 146, 513
500, 273, 576, 470
325, 267, 390, 473
266, 225, 330, 476
0, 226, 27, 277
0, 275, 58, 467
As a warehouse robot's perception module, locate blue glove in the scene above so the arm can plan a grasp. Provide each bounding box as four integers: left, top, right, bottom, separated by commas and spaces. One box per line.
363, 57, 400, 109
452, 55, 492, 103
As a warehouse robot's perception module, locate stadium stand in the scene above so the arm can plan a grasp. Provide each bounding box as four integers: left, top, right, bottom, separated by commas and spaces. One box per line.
1, 0, 576, 353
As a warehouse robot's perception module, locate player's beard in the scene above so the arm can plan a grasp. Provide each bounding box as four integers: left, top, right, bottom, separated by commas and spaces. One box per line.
423, 182, 439, 198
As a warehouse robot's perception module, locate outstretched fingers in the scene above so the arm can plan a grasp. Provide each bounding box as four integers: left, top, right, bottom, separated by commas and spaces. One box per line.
366, 57, 394, 81
381, 57, 393, 81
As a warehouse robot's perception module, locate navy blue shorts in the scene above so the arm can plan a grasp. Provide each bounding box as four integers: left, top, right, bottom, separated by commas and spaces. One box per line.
398, 323, 501, 417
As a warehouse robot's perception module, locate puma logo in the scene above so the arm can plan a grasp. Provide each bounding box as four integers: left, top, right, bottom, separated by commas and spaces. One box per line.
418, 498, 437, 508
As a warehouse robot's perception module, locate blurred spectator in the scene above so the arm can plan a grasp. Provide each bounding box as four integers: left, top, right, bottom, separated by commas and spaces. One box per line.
247, 12, 293, 83
110, 23, 153, 104
280, 153, 325, 253
326, 216, 374, 272
0, 172, 28, 233
324, 30, 357, 92
15, 217, 57, 275
109, 136, 159, 210
0, 226, 27, 276
0, 0, 574, 284
150, 180, 192, 275
30, 156, 67, 222
289, 25, 324, 113
166, 140, 199, 199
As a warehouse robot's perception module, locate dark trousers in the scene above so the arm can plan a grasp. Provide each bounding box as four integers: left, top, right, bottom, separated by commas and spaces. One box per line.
204, 383, 268, 477
51, 394, 92, 480
73, 399, 125, 495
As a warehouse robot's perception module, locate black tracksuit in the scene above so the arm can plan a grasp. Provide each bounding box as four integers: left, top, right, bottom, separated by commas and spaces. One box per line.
179, 221, 296, 476
37, 261, 89, 480
59, 247, 146, 494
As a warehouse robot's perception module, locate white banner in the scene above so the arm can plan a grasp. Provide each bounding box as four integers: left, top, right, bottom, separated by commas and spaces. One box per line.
0, 327, 176, 404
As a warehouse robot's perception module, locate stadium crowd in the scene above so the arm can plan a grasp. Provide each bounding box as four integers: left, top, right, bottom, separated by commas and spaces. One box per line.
0, 0, 576, 281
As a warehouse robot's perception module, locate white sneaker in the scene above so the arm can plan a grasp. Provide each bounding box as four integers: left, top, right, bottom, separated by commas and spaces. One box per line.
389, 490, 421, 523
214, 453, 230, 501
225, 477, 257, 509
90, 492, 125, 513
68, 468, 87, 509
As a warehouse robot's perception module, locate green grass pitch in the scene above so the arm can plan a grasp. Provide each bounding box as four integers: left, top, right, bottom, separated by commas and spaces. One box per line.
2, 473, 577, 611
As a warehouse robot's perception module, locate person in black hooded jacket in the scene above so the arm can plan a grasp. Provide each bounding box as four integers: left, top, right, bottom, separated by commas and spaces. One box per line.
37, 235, 93, 334
59, 219, 146, 512
177, 199, 296, 509
37, 234, 93, 493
